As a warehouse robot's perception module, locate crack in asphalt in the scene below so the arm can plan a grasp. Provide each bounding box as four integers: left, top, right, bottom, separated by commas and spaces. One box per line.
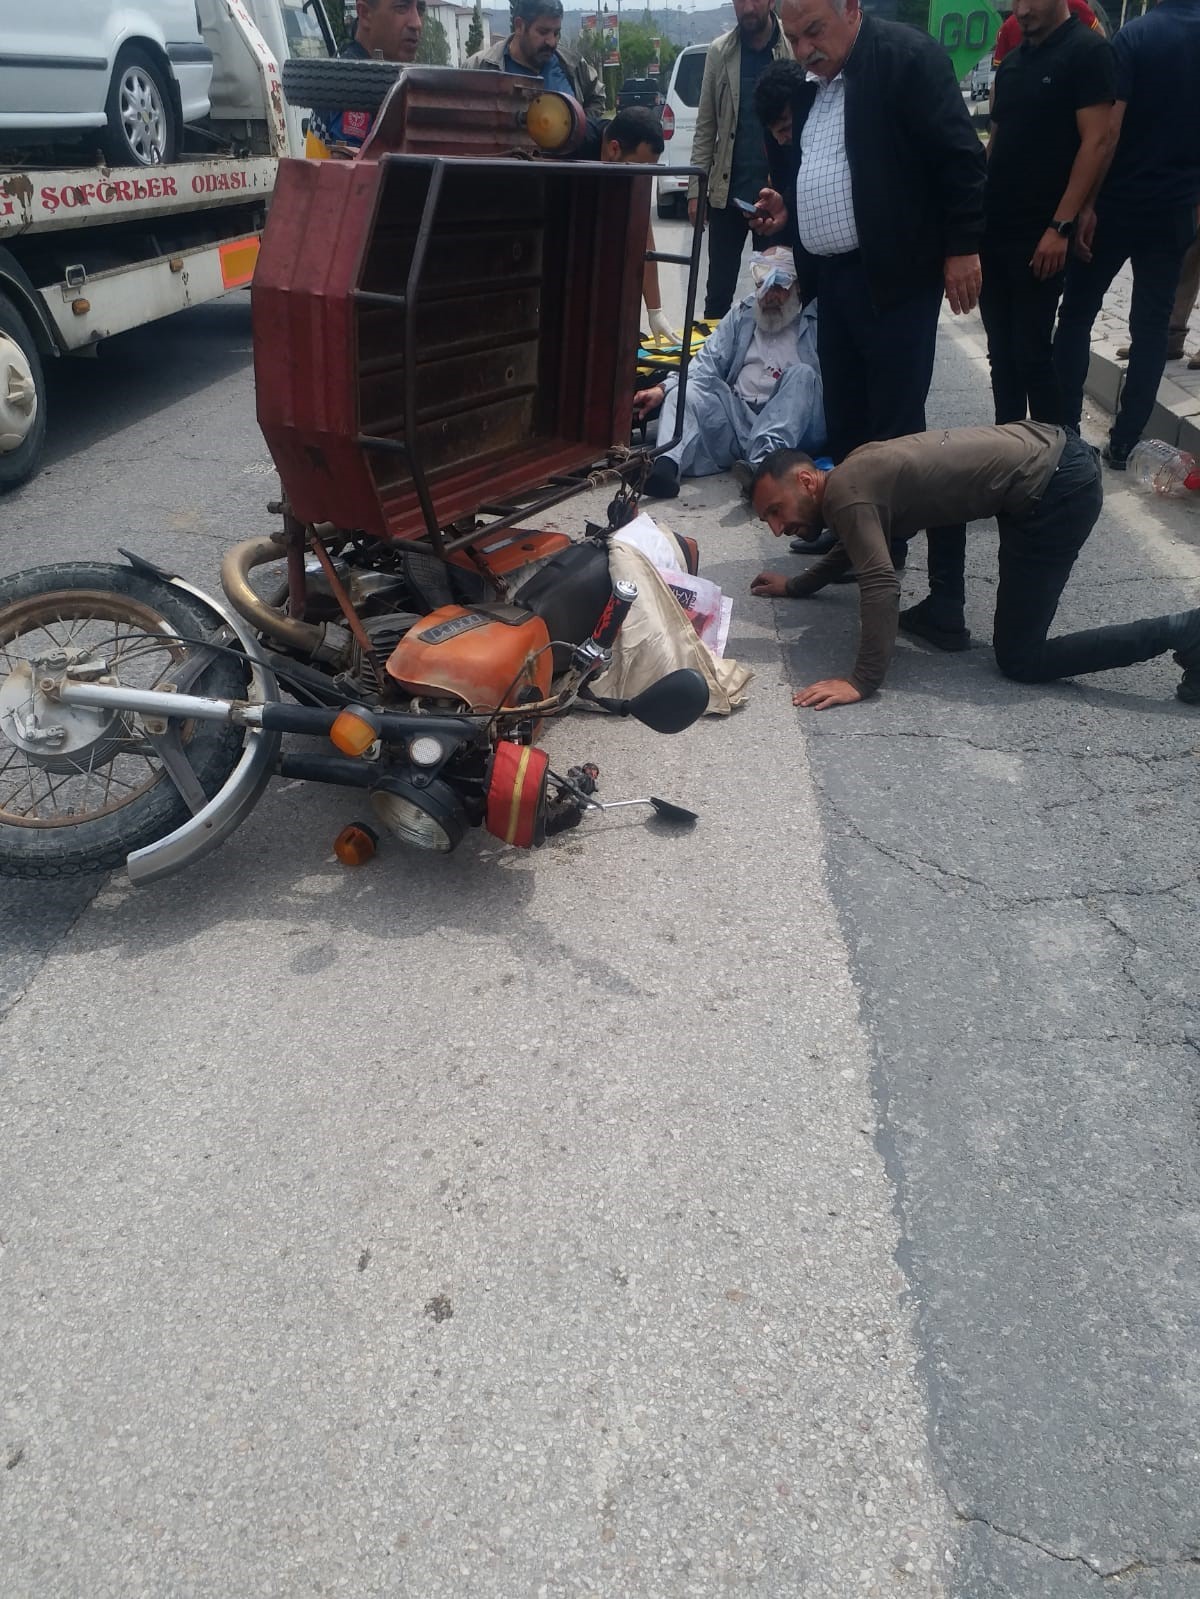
804, 727, 1200, 768
810, 779, 1197, 1044
813, 782, 1196, 913
956, 1510, 1200, 1579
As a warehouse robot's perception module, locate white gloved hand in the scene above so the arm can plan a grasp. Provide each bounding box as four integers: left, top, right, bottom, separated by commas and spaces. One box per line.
647, 307, 682, 347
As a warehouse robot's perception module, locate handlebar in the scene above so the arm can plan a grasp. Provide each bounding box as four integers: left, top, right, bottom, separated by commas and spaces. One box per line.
588, 579, 638, 652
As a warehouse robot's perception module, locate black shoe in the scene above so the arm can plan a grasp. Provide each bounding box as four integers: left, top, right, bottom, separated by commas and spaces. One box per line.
644, 457, 680, 499
898, 599, 971, 652
1102, 441, 1129, 471
790, 528, 837, 555
730, 459, 754, 498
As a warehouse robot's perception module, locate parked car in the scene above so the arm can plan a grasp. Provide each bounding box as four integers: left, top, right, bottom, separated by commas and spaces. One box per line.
656, 44, 708, 219
617, 76, 663, 113
0, 1, 213, 166
968, 55, 995, 100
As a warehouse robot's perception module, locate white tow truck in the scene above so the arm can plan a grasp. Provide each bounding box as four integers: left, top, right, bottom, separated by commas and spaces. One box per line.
0, 0, 330, 491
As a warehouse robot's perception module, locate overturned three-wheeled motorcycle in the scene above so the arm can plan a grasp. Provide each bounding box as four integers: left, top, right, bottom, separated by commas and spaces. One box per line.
0, 69, 710, 883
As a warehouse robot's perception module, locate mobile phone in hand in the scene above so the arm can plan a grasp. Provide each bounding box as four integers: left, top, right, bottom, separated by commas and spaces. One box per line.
733, 198, 759, 215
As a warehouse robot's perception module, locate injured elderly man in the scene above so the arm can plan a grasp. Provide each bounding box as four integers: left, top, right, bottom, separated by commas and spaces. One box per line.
633, 247, 825, 500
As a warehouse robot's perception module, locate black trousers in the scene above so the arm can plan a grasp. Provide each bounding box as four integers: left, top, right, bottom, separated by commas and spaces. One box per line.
979, 239, 1065, 425
816, 251, 954, 573
814, 252, 944, 455
704, 204, 754, 322
1053, 202, 1198, 455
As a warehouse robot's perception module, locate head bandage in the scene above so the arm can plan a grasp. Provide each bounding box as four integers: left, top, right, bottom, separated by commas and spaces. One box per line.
749, 250, 798, 300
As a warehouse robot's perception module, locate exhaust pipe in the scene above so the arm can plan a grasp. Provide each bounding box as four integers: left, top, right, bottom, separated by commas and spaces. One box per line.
220, 536, 336, 661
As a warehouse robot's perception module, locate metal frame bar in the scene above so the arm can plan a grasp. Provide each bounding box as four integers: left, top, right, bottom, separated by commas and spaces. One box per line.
401, 158, 448, 552
353, 153, 707, 549
649, 170, 706, 463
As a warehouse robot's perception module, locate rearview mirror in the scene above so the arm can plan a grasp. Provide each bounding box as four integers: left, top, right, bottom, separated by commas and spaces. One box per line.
627, 668, 709, 734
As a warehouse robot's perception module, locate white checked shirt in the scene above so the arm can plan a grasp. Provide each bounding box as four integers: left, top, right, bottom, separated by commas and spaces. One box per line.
795, 72, 860, 257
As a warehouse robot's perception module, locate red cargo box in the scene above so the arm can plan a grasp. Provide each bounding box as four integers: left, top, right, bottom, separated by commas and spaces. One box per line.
254, 91, 652, 546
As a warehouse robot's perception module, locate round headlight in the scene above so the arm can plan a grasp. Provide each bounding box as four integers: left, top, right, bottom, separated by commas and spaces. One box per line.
369, 776, 466, 853
408, 734, 444, 768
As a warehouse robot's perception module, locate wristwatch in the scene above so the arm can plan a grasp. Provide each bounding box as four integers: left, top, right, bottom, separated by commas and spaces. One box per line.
1050, 218, 1076, 238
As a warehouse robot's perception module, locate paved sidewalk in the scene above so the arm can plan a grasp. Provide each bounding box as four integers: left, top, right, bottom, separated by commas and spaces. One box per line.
1085, 260, 1200, 454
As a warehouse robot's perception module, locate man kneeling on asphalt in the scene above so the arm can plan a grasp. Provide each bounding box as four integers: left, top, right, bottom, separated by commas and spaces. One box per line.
632, 248, 824, 499
747, 425, 1200, 710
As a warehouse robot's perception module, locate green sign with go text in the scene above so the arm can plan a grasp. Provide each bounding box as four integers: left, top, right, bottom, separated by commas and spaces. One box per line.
927, 0, 1004, 83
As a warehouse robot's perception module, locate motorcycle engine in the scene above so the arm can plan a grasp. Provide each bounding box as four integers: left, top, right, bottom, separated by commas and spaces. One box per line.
342, 612, 421, 697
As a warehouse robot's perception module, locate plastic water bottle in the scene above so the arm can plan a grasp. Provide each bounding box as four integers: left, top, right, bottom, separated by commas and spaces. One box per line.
1126, 439, 1200, 497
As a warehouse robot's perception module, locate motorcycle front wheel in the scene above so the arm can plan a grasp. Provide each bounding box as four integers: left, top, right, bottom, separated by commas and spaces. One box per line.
0, 563, 250, 879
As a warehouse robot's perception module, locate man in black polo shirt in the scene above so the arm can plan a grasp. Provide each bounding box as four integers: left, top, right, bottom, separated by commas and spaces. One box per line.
892, 0, 1116, 652
981, 0, 1115, 425
1053, 0, 1200, 468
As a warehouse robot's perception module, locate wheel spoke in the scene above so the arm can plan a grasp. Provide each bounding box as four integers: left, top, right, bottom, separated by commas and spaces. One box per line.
40, 771, 70, 814
0, 743, 26, 780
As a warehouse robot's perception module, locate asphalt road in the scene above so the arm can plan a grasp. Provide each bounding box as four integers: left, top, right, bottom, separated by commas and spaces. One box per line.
1, 240, 1198, 1597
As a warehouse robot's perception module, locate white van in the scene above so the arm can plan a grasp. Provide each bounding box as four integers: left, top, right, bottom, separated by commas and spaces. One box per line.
656, 44, 708, 220
0, 0, 212, 165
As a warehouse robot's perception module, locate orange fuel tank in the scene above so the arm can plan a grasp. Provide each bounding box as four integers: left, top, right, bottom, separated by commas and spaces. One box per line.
385, 604, 553, 711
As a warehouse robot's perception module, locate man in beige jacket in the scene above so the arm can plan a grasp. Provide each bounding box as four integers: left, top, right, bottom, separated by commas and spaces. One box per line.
689, 0, 791, 320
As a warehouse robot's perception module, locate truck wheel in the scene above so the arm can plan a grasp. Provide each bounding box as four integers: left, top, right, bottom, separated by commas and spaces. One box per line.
281, 56, 404, 114
102, 46, 178, 166
0, 293, 47, 494
0, 564, 249, 879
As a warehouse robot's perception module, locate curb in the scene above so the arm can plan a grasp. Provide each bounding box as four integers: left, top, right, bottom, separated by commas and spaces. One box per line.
1085, 342, 1200, 457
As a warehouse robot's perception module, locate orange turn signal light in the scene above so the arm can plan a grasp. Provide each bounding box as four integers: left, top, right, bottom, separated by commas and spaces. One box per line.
333, 822, 379, 866
330, 706, 380, 757
525, 90, 586, 154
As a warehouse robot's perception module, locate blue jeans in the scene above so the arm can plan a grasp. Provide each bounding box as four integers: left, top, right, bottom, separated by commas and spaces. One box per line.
919, 436, 1199, 679
1052, 203, 1198, 456
992, 435, 1198, 682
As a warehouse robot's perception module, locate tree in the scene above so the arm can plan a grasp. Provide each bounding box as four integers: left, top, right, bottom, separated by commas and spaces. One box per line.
608, 19, 678, 81
617, 20, 658, 76
467, 0, 485, 54
570, 26, 605, 74
416, 12, 451, 63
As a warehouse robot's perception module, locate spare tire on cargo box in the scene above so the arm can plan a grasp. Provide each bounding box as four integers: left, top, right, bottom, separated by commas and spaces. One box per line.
281, 56, 404, 113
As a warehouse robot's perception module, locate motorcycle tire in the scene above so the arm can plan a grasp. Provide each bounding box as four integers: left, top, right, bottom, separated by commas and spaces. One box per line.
281, 56, 404, 115
0, 563, 250, 880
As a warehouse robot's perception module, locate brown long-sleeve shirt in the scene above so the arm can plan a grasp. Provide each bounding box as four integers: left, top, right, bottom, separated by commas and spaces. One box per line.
786, 423, 1067, 696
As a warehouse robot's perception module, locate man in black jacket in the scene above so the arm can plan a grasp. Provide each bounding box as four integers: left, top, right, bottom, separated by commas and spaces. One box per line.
751, 0, 986, 598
